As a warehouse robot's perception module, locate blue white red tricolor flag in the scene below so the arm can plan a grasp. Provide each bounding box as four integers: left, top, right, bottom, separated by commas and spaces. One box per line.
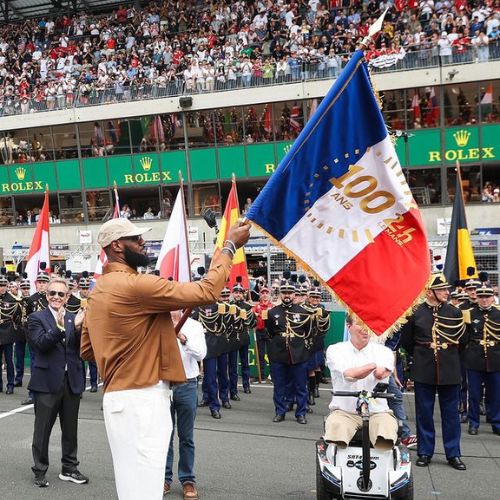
247, 50, 430, 336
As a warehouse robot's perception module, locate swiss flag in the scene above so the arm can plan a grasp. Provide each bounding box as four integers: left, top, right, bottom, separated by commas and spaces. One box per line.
155, 188, 191, 282
25, 190, 50, 294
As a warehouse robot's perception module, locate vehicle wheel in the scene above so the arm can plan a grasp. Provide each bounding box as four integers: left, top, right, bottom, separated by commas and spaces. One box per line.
316, 456, 333, 500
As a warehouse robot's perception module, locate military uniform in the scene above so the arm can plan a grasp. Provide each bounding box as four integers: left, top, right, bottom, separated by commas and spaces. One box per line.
14, 278, 32, 387
253, 287, 273, 380
464, 287, 500, 434
195, 289, 233, 418
401, 274, 466, 467
228, 283, 256, 398
0, 275, 22, 393
266, 280, 313, 422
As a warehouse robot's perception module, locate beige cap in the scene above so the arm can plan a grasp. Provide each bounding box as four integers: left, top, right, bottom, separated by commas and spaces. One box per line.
97, 218, 152, 248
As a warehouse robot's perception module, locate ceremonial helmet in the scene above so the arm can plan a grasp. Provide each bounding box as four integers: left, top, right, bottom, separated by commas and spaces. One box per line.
464, 278, 481, 289
308, 280, 322, 298
220, 286, 231, 298
279, 270, 295, 293
36, 262, 50, 282
476, 286, 494, 297
232, 276, 244, 293
428, 273, 450, 290
450, 290, 459, 299
0, 267, 8, 286
79, 271, 91, 290
20, 272, 31, 290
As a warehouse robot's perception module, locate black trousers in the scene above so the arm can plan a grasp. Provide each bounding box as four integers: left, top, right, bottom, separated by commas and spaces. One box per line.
32, 374, 80, 476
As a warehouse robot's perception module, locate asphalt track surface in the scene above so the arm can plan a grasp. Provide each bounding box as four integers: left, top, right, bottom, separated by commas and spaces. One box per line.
1, 379, 499, 500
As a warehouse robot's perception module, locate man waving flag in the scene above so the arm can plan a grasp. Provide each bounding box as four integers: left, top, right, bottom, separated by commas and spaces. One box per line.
246, 50, 430, 336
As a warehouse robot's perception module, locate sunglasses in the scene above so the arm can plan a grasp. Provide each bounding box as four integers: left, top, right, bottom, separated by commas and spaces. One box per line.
48, 290, 66, 298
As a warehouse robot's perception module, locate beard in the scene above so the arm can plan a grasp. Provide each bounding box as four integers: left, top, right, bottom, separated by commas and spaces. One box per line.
124, 245, 150, 270
281, 297, 293, 306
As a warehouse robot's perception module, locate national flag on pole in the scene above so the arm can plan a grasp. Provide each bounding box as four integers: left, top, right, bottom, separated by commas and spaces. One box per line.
25, 189, 50, 294
411, 91, 420, 121
480, 83, 493, 115
93, 186, 120, 280
246, 50, 430, 336
214, 177, 249, 290
443, 164, 478, 284
155, 183, 191, 282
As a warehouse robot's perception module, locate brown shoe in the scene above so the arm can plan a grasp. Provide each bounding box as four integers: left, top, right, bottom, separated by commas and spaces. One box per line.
163, 481, 171, 495
183, 482, 199, 500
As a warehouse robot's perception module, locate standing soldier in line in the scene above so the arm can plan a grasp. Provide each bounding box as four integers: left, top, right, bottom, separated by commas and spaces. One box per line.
228, 278, 256, 400
14, 274, 32, 390
302, 281, 330, 407
458, 277, 482, 423
266, 278, 312, 424
0, 269, 22, 394
401, 273, 467, 470
196, 288, 233, 419
252, 285, 273, 382
464, 285, 500, 436
23, 265, 50, 405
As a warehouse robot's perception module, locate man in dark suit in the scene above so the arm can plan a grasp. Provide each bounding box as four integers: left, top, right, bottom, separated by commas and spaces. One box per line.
27, 277, 88, 488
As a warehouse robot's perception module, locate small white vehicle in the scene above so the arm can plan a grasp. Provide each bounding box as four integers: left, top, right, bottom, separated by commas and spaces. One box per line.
316, 383, 413, 499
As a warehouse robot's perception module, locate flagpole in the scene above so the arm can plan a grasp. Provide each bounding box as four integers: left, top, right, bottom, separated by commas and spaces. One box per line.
45, 185, 51, 273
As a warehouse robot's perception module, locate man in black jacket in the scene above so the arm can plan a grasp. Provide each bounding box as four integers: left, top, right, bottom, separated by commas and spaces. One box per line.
28, 277, 88, 487
401, 273, 467, 470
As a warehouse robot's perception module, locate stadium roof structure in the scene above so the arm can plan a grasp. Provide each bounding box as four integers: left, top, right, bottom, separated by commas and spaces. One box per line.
0, 0, 125, 23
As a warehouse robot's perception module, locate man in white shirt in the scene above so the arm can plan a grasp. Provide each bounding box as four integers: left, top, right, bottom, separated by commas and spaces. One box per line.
164, 313, 207, 500
325, 315, 398, 450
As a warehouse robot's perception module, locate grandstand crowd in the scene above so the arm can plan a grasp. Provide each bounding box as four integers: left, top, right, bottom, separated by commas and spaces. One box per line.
0, 0, 498, 114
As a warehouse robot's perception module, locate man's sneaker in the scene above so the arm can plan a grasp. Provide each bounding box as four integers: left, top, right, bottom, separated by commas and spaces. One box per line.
59, 470, 89, 484
182, 482, 199, 500
401, 435, 417, 448
34, 475, 49, 487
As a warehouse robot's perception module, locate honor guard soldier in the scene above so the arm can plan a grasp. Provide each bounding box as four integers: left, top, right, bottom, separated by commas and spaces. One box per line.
228, 278, 256, 399
80, 273, 98, 391
253, 285, 273, 381
464, 285, 500, 436
14, 274, 32, 388
266, 279, 313, 424
303, 281, 330, 406
22, 265, 50, 404
458, 277, 481, 423
401, 273, 467, 470
196, 287, 233, 418
0, 269, 22, 394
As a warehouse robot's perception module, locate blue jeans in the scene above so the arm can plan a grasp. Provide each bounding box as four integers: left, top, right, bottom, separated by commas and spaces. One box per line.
165, 379, 198, 485
0, 343, 15, 391
387, 375, 411, 438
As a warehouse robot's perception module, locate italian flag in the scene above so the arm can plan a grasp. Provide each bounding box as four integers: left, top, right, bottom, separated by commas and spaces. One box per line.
214, 177, 249, 290
25, 189, 50, 294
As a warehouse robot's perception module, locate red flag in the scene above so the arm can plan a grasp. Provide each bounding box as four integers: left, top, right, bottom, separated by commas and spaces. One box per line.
214, 177, 249, 290
25, 189, 50, 294
412, 90, 420, 121
155, 184, 190, 282
93, 186, 120, 280
262, 104, 272, 134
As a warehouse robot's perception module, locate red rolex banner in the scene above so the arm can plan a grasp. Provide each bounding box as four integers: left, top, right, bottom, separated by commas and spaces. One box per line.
25, 189, 50, 294
214, 177, 249, 290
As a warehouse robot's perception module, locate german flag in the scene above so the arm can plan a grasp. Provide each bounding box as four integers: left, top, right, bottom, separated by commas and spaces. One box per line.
214, 176, 249, 290
443, 165, 478, 284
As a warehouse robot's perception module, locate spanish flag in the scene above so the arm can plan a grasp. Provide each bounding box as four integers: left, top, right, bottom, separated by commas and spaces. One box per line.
215, 176, 249, 290
444, 164, 478, 284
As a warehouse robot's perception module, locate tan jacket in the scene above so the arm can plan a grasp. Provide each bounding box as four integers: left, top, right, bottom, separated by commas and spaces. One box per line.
81, 253, 232, 393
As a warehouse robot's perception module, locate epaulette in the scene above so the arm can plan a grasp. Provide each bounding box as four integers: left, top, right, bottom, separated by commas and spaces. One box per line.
462, 309, 471, 325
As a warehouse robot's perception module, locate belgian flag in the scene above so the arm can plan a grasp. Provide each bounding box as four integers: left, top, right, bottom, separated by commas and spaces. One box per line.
443, 165, 478, 284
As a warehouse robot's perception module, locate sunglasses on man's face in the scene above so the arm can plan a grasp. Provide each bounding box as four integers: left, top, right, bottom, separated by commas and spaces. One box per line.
48, 290, 66, 298
119, 235, 141, 242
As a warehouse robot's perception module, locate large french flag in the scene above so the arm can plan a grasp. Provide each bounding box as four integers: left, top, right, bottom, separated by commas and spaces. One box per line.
215, 178, 249, 290
93, 187, 120, 280
155, 187, 191, 281
25, 190, 50, 294
247, 50, 430, 336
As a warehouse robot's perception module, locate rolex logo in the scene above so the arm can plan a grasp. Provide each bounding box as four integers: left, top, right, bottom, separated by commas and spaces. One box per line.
140, 156, 153, 171
15, 167, 26, 180
283, 144, 292, 154
453, 130, 471, 148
